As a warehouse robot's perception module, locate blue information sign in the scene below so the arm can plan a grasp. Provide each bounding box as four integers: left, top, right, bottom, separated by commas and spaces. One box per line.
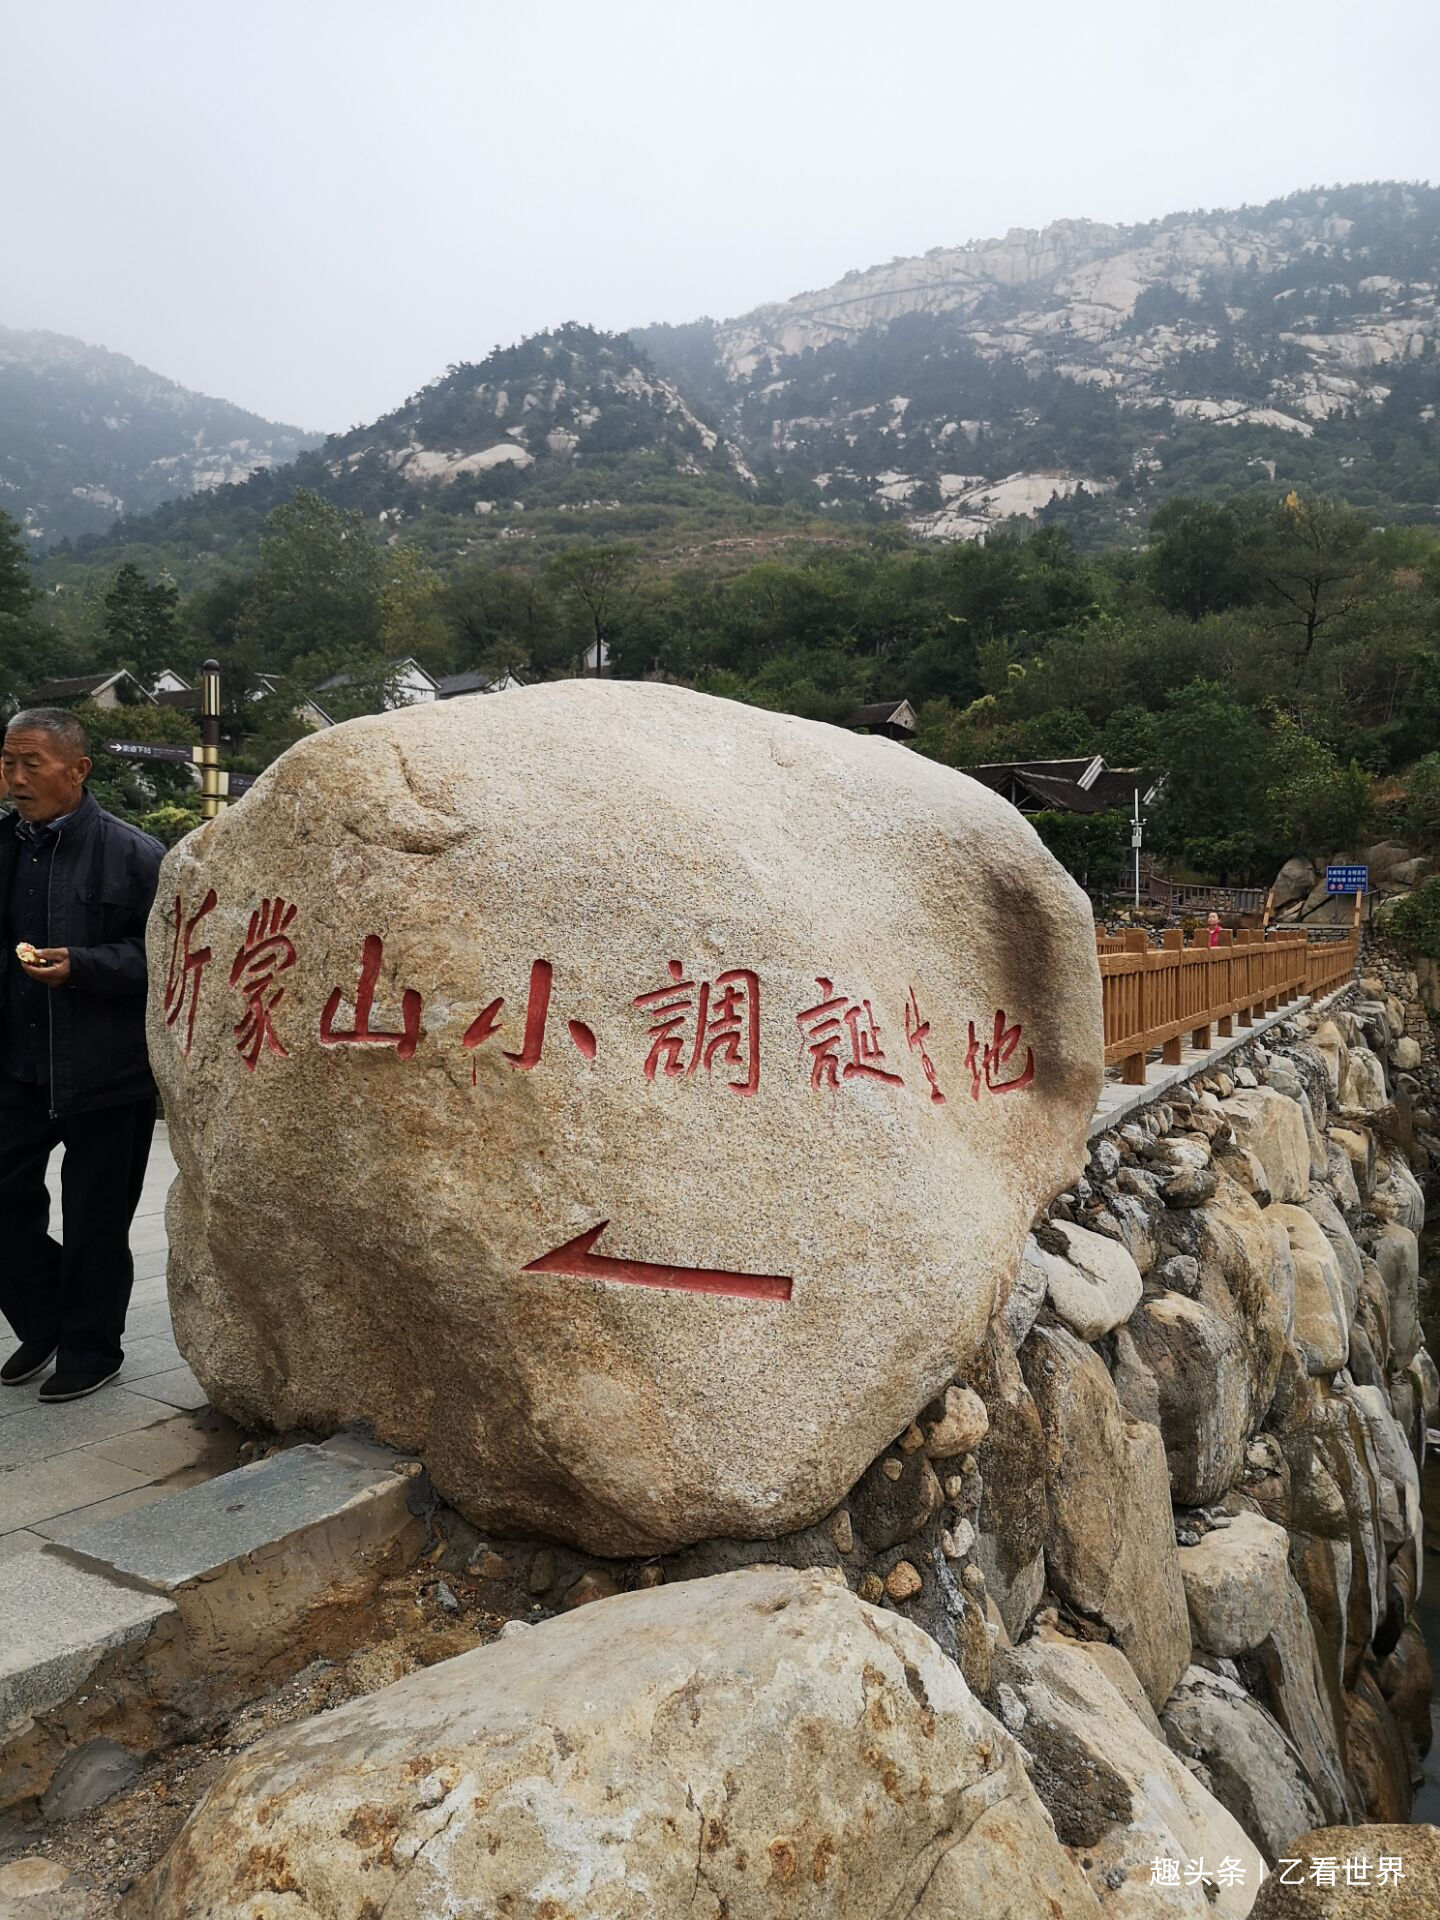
1325, 865, 1368, 894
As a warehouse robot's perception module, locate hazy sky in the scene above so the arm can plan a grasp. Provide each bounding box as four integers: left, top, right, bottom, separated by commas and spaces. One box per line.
6, 1, 1437, 433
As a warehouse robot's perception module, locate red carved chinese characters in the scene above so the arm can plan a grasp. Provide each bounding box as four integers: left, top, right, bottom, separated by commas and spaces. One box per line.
463, 960, 596, 1072
904, 986, 946, 1105
633, 961, 761, 1096
796, 978, 904, 1090
229, 897, 298, 1071
965, 1009, 1035, 1100
163, 889, 217, 1056
320, 935, 421, 1060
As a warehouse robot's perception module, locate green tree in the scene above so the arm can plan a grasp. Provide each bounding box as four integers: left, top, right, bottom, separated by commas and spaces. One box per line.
1263, 713, 1371, 861
102, 563, 180, 687
1401, 752, 1440, 849
72, 697, 202, 828
1149, 681, 1269, 879
378, 544, 454, 673
236, 491, 385, 669
446, 560, 561, 677
1147, 498, 1252, 619
0, 509, 57, 706
545, 543, 639, 673
1248, 493, 1371, 670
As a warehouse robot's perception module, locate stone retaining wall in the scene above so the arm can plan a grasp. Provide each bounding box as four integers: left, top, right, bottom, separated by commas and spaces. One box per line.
415, 980, 1437, 1906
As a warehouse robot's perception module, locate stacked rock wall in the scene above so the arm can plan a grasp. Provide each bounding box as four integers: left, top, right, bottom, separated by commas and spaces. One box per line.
441, 988, 1438, 1900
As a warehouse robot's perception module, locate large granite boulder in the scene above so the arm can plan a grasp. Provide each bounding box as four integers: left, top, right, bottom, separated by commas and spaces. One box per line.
1177, 1511, 1291, 1655
148, 684, 1102, 1554
1161, 1666, 1324, 1866
138, 1567, 1101, 1919
1001, 1635, 1266, 1916
1220, 1088, 1310, 1203
1113, 1294, 1253, 1505
1020, 1324, 1191, 1708
1248, 1824, 1439, 1917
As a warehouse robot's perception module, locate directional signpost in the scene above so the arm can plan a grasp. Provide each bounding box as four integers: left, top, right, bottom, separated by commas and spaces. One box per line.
101, 658, 250, 817
101, 741, 197, 765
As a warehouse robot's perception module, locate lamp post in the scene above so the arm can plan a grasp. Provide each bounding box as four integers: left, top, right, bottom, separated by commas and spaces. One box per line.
1131, 787, 1143, 910
199, 658, 225, 820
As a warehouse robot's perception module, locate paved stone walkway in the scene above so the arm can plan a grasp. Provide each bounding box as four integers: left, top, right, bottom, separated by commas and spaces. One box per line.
0, 1125, 241, 1563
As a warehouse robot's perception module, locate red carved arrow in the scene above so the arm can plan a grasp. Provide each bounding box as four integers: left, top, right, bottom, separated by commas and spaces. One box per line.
523, 1222, 793, 1302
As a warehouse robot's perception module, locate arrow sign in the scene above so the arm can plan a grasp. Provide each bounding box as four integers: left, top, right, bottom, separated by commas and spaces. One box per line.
523, 1222, 793, 1302
101, 740, 196, 764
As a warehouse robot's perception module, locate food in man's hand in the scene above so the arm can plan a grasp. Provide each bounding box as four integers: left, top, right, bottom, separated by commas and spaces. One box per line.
15, 943, 50, 967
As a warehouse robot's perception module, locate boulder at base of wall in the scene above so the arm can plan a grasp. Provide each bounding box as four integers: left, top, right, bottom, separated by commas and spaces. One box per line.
1271, 1207, 1350, 1377
1370, 1145, 1424, 1234
136, 1567, 1102, 1920
1113, 1294, 1252, 1506
147, 682, 1104, 1556
1327, 1126, 1372, 1200
1177, 1511, 1291, 1656
1370, 1223, 1421, 1370
968, 1329, 1047, 1642
1161, 1666, 1324, 1867
1300, 1191, 1363, 1323
1252, 1571, 1356, 1825
1019, 1324, 1191, 1708
1219, 1088, 1311, 1203
1340, 1047, 1388, 1113
1031, 1219, 1143, 1340
999, 1635, 1266, 1917
1248, 1823, 1439, 1916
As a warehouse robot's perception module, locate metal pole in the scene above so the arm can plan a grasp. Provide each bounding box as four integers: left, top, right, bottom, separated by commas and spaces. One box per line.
200, 658, 223, 820
1132, 787, 1141, 911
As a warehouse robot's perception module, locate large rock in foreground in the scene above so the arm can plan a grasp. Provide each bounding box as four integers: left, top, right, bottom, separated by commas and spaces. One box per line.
149, 684, 1100, 1554
138, 1567, 1101, 1919
1248, 1823, 1439, 1916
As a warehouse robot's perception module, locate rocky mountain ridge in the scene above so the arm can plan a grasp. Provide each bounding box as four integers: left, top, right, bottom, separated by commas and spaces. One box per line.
0, 326, 319, 547
18, 182, 1440, 566
639, 180, 1440, 540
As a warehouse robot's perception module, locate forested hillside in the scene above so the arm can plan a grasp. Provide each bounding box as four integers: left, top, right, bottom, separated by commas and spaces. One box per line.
6, 483, 1438, 886
5, 183, 1438, 881
0, 327, 319, 548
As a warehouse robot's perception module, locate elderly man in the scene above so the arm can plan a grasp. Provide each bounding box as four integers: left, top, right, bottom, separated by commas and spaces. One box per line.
0, 708, 163, 1401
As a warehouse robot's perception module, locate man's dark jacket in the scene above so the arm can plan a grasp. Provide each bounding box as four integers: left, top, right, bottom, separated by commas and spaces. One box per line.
0, 793, 164, 1114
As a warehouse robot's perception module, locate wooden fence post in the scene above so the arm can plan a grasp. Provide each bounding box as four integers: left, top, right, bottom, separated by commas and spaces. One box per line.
1236, 929, 1255, 1027
1122, 929, 1149, 1085
1160, 930, 1184, 1064
1188, 926, 1212, 1049
1216, 928, 1235, 1037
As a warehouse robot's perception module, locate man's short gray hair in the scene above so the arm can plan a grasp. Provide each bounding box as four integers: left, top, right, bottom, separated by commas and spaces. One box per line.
4, 708, 91, 758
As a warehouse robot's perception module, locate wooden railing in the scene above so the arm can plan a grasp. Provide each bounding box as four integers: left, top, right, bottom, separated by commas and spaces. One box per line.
1097, 927, 1359, 1085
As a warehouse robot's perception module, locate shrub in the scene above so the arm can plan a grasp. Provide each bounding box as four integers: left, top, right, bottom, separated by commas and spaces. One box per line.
1385, 876, 1440, 962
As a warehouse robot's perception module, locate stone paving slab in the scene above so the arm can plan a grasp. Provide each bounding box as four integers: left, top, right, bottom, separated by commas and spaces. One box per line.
0, 1127, 239, 1556
0, 1454, 153, 1536
0, 1553, 175, 1727
0, 1391, 183, 1473
48, 1443, 411, 1588
30, 1478, 186, 1542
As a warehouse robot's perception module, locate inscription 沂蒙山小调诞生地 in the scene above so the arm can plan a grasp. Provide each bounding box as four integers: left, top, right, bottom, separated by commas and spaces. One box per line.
162, 889, 1039, 1103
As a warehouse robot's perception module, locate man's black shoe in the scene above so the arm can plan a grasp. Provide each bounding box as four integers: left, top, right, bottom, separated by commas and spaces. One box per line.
38, 1364, 122, 1404
1, 1341, 59, 1386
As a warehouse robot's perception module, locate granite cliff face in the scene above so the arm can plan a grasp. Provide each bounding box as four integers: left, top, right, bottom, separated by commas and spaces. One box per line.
638, 182, 1440, 539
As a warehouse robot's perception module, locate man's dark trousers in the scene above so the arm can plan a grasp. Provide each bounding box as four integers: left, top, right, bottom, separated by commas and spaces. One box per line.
0, 1078, 155, 1374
